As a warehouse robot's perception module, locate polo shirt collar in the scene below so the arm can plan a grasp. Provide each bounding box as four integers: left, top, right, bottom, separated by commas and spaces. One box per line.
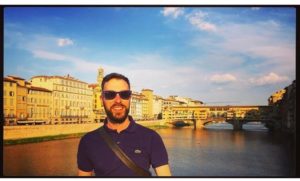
103, 115, 136, 133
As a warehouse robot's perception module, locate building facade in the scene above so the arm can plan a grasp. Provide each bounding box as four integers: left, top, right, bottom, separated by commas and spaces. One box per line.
89, 67, 106, 122
27, 86, 52, 124
3, 77, 18, 125
153, 95, 163, 119
3, 76, 29, 125
268, 80, 296, 133
130, 91, 145, 120
141, 89, 154, 119
162, 105, 271, 121
30, 74, 93, 124
268, 89, 286, 105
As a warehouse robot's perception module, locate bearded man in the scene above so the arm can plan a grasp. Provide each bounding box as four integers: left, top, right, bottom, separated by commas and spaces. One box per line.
77, 73, 171, 177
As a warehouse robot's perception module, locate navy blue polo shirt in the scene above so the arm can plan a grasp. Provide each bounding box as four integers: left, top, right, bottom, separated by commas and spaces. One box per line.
77, 116, 169, 176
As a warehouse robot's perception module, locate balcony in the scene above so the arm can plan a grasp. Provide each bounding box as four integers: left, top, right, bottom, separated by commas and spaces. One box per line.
4, 114, 16, 118
61, 115, 88, 118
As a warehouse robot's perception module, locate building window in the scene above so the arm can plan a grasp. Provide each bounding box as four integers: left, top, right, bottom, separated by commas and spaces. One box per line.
9, 91, 14, 96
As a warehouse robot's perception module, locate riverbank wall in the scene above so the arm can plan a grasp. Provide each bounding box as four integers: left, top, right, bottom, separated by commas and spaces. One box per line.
4, 120, 169, 140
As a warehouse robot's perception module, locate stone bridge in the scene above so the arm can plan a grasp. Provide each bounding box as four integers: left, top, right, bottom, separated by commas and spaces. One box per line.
170, 117, 270, 130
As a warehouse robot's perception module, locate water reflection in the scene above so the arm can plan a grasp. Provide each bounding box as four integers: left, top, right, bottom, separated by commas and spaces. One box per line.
4, 124, 291, 177
156, 124, 290, 176
4, 139, 79, 176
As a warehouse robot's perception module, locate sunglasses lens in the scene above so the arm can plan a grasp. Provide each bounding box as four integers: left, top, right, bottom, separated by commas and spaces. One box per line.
103, 91, 117, 100
103, 90, 131, 100
119, 90, 132, 99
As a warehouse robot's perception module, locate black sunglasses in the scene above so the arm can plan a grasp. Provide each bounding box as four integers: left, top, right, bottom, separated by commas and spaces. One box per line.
102, 90, 132, 100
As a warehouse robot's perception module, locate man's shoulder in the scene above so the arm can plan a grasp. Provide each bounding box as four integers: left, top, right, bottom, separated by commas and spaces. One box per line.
134, 122, 161, 136
80, 127, 102, 142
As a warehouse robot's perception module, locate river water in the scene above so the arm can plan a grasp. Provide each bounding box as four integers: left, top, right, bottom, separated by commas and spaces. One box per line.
3, 122, 293, 177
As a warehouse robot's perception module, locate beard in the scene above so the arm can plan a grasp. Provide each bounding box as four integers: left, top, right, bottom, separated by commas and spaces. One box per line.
103, 103, 130, 124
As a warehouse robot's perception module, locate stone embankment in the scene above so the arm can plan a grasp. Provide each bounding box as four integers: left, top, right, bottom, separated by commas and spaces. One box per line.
4, 120, 168, 140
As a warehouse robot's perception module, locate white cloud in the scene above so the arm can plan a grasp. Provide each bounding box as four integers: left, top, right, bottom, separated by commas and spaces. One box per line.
57, 38, 74, 47
186, 11, 217, 32
31, 49, 100, 73
161, 7, 184, 19
265, 20, 280, 28
219, 22, 288, 58
32, 50, 67, 61
210, 73, 237, 84
249, 72, 289, 86
215, 21, 295, 76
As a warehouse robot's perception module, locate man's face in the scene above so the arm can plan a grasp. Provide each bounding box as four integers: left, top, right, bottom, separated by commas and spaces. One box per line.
101, 78, 131, 124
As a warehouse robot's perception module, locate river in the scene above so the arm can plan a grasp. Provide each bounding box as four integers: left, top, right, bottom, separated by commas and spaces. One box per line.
3, 122, 293, 177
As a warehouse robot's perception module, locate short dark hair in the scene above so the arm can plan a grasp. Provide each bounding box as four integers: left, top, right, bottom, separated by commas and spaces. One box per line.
101, 73, 131, 90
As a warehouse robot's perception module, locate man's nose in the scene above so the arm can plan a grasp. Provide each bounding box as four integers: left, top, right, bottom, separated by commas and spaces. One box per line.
114, 93, 122, 102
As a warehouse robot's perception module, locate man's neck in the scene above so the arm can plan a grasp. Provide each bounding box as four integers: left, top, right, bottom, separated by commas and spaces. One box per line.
106, 117, 130, 133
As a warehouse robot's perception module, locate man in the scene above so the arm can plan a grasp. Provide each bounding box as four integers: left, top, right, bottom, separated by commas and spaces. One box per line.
77, 73, 171, 176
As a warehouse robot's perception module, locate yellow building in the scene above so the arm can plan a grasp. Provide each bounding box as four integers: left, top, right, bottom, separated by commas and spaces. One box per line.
30, 74, 93, 124
141, 89, 154, 119
226, 106, 259, 119
163, 98, 183, 108
27, 86, 52, 124
162, 105, 270, 121
268, 89, 286, 105
4, 76, 29, 125
163, 106, 209, 121
153, 95, 163, 119
208, 106, 230, 117
3, 77, 17, 125
89, 67, 106, 122
130, 91, 145, 120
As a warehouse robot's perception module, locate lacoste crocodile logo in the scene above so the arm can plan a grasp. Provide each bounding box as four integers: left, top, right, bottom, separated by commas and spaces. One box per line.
134, 149, 142, 154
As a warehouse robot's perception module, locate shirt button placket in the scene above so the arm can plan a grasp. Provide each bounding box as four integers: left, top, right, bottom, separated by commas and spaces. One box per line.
116, 132, 121, 145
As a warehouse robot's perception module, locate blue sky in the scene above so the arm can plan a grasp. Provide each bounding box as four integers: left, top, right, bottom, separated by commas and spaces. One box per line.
4, 7, 296, 105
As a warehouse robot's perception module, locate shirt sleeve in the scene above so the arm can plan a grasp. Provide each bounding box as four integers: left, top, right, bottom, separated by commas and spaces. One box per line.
150, 131, 169, 168
77, 136, 93, 172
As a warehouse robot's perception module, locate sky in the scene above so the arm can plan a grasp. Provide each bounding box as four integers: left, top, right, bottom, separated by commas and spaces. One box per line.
4, 7, 296, 105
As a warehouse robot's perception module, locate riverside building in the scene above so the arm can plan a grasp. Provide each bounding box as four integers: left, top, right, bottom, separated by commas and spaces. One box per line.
27, 86, 52, 125
162, 105, 270, 121
130, 91, 146, 120
4, 76, 29, 125
4, 76, 18, 125
141, 89, 154, 119
89, 67, 106, 122
30, 74, 93, 124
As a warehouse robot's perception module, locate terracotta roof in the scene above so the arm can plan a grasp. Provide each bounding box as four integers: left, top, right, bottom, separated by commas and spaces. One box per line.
88, 84, 98, 88
7, 75, 25, 80
29, 86, 52, 92
142, 88, 153, 92
4, 77, 17, 83
31, 75, 89, 84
